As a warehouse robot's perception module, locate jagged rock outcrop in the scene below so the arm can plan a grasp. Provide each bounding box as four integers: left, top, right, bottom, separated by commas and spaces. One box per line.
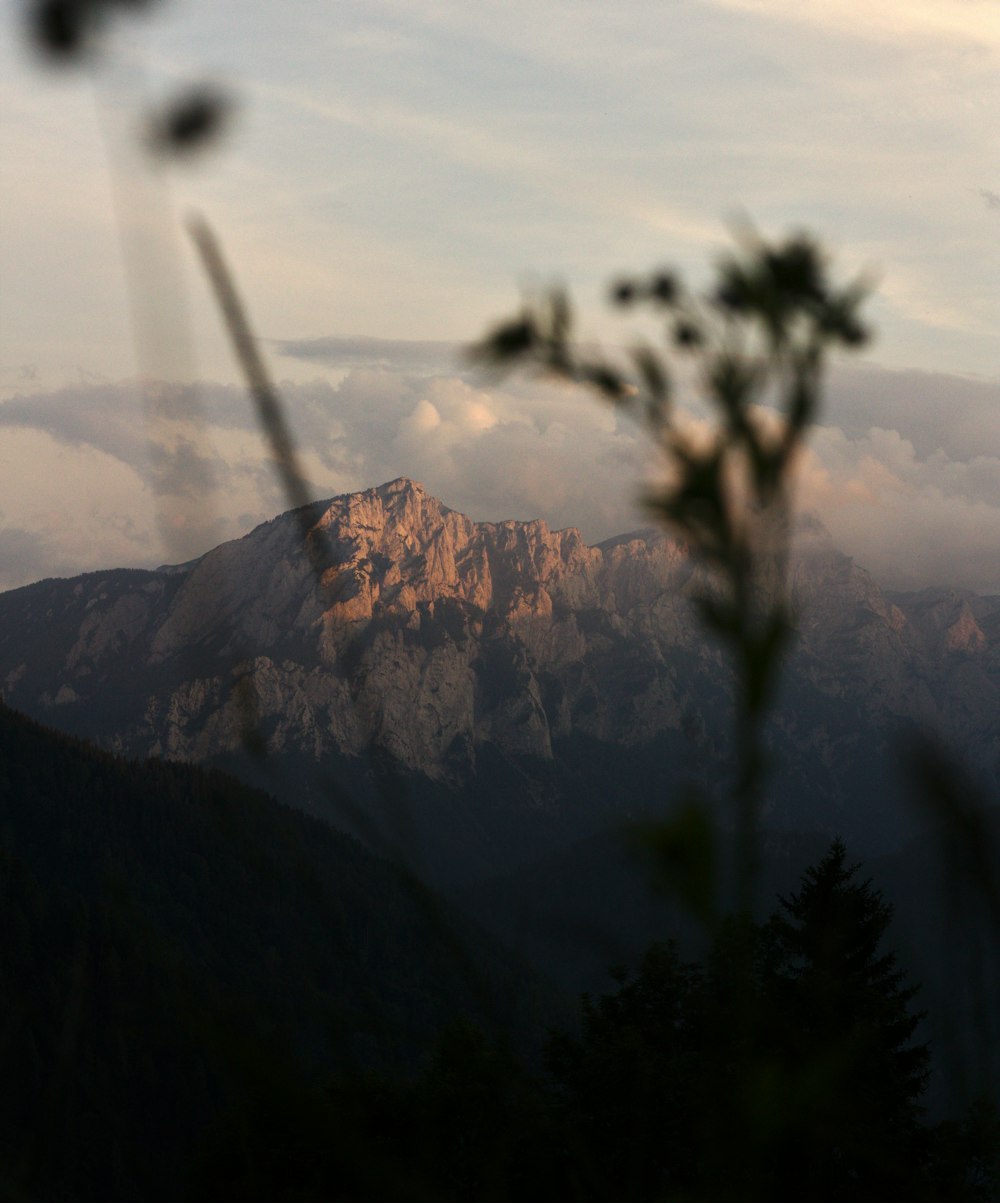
0, 480, 699, 776
0, 478, 997, 855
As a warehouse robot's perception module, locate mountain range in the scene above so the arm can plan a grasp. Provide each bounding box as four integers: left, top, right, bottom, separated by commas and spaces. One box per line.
1, 477, 997, 886
2, 476, 999, 1139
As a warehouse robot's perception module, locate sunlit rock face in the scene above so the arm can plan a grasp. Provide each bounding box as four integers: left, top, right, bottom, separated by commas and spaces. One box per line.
0, 478, 997, 844
0, 479, 697, 776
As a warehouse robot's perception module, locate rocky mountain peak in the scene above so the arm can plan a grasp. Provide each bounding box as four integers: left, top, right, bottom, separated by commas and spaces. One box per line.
381, 475, 426, 497
371, 475, 432, 520
311, 480, 631, 631
0, 480, 996, 820
889, 588, 989, 657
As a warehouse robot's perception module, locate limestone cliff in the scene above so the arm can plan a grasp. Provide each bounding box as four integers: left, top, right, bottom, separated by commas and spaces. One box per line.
0, 478, 996, 847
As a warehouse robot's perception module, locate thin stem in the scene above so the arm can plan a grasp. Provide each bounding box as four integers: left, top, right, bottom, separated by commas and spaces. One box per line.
187, 213, 323, 561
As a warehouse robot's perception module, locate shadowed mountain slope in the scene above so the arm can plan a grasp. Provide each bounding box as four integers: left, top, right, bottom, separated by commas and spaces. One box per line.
0, 700, 556, 1201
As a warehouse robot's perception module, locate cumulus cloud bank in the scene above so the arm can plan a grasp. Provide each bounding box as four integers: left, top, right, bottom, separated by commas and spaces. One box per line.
0, 370, 647, 588
0, 358, 998, 594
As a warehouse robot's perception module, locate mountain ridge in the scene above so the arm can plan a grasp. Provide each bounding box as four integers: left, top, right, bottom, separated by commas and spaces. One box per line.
1, 478, 997, 874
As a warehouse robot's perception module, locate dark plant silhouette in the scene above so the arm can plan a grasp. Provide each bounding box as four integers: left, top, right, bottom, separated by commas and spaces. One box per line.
471, 230, 870, 915
27, 0, 229, 155
540, 841, 996, 1202
470, 232, 999, 1194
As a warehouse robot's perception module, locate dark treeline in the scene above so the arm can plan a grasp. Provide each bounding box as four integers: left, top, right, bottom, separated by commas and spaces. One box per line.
192, 849, 999, 1202
0, 701, 555, 1202
2, 700, 997, 1200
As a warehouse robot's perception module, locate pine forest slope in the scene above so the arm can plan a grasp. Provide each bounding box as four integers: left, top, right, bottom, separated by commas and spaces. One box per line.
0, 701, 557, 1202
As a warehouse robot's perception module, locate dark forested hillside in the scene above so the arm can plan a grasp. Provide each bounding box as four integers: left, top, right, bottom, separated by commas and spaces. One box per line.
0, 701, 555, 1202
3, 701, 996, 1201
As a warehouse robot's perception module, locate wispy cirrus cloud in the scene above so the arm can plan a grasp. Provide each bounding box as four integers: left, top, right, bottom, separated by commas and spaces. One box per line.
706, 0, 1000, 52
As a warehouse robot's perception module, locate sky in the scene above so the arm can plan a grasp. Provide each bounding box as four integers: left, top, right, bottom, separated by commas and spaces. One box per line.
0, 0, 998, 593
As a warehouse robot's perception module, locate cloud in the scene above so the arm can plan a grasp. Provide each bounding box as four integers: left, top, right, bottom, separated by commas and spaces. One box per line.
707, 0, 1000, 54
823, 363, 1000, 462
0, 384, 282, 580
0, 427, 161, 590
0, 383, 149, 466
0, 370, 648, 577
0, 527, 78, 590
272, 335, 459, 373
980, 189, 1000, 212
796, 425, 1000, 594
3, 359, 1000, 593
305, 369, 647, 539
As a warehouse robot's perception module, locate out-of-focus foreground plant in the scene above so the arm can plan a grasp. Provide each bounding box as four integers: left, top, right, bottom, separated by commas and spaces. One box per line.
471, 231, 870, 918
471, 234, 999, 1197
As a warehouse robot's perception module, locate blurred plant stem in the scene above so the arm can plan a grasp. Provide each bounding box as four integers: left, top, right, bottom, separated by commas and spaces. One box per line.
471, 230, 871, 918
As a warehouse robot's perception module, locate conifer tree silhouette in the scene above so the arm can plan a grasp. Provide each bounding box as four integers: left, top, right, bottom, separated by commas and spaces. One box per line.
763, 840, 930, 1200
